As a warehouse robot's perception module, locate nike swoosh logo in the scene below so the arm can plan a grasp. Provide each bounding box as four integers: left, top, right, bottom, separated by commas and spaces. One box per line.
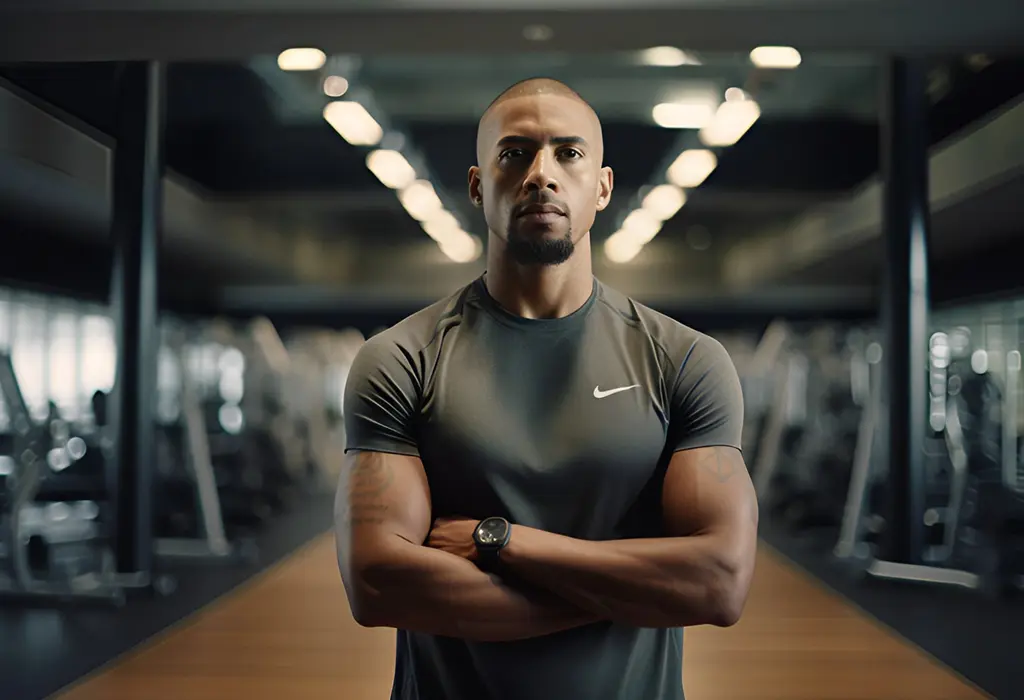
593, 384, 640, 399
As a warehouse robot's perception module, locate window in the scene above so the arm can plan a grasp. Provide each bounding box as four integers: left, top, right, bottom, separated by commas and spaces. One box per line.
156, 344, 181, 424
80, 315, 116, 412
0, 291, 9, 352
12, 297, 49, 422
49, 311, 80, 420
0, 290, 9, 431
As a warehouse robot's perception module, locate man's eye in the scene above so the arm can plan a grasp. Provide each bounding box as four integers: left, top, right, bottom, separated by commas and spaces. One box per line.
561, 148, 582, 160
499, 149, 525, 161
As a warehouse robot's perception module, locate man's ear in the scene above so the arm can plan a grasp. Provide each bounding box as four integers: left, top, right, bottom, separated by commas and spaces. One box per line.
468, 166, 483, 207
596, 166, 614, 211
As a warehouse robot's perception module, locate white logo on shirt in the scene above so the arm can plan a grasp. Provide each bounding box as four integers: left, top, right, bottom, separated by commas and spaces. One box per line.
593, 384, 639, 399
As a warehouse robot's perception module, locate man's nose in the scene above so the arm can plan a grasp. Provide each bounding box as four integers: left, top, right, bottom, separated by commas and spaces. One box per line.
523, 150, 559, 192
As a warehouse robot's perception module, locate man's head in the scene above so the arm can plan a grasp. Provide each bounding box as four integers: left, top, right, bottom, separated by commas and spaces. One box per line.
469, 78, 614, 266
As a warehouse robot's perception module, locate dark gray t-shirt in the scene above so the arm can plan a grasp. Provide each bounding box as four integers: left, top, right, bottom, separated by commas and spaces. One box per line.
343, 276, 744, 700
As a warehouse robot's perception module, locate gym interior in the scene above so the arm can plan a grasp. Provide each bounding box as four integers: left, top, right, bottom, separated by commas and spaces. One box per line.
2, 3, 1024, 699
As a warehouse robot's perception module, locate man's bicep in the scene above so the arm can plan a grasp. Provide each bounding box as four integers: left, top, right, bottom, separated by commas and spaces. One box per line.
343, 334, 422, 456
665, 336, 745, 453
661, 446, 758, 539
335, 450, 432, 573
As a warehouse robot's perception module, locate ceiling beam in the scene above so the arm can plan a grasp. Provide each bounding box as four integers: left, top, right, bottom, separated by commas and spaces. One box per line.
722, 93, 1024, 288
0, 81, 336, 286
1, 2, 1021, 62
206, 187, 833, 220
207, 190, 405, 216
0, 0, 912, 10
216, 277, 876, 315
213, 233, 801, 313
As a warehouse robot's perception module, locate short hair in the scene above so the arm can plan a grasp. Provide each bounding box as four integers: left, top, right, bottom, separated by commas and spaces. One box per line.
483, 76, 589, 116
477, 77, 600, 156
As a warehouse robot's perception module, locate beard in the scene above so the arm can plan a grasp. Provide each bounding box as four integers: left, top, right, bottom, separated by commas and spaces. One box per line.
505, 227, 575, 266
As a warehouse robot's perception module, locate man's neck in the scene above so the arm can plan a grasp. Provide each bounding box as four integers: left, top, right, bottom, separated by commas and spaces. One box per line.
485, 236, 594, 320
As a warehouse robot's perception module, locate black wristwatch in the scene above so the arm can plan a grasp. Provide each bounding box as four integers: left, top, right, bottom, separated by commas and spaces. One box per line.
473, 516, 511, 570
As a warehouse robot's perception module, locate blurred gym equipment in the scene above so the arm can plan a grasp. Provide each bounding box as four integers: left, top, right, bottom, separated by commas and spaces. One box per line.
812, 316, 1024, 597
154, 326, 256, 564
752, 322, 866, 532
0, 352, 128, 606
854, 326, 1024, 595
738, 320, 789, 469
151, 315, 355, 559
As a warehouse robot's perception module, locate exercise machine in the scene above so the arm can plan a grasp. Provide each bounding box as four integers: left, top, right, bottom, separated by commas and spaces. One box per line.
834, 339, 886, 560
0, 351, 128, 605
752, 323, 866, 530
841, 327, 1024, 595
154, 328, 257, 564
772, 326, 865, 531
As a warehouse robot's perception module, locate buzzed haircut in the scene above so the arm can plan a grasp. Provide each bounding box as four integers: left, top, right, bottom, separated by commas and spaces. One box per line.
483, 76, 589, 115
476, 77, 603, 156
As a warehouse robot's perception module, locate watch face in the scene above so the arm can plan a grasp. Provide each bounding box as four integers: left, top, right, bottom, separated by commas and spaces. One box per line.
476, 518, 508, 545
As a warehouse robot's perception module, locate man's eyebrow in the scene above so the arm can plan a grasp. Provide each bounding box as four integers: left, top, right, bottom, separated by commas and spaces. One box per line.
495, 135, 589, 148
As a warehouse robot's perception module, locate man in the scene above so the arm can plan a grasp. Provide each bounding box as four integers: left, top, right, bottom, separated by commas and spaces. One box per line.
335, 77, 759, 700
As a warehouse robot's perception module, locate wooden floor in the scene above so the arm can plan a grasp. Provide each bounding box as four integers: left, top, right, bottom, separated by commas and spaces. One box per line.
54, 535, 990, 700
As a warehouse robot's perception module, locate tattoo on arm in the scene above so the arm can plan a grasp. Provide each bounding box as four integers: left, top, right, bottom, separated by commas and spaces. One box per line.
700, 447, 740, 483
700, 448, 758, 524
341, 453, 395, 527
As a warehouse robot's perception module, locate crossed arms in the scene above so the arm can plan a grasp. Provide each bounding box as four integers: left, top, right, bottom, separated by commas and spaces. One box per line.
334, 445, 758, 642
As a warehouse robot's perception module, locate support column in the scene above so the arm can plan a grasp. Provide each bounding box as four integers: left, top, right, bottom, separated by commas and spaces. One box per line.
881, 58, 931, 566
108, 62, 165, 581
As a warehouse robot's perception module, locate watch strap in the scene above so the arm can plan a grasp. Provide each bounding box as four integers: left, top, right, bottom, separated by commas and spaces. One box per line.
477, 546, 501, 571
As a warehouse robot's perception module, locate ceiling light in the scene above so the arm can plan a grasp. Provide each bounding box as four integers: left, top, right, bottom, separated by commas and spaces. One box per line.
323, 101, 383, 146
604, 231, 644, 264
966, 54, 993, 72
666, 149, 718, 189
323, 75, 349, 97
439, 232, 483, 263
523, 24, 554, 41
638, 46, 700, 67
651, 102, 715, 129
749, 46, 802, 69
642, 185, 687, 221
699, 100, 761, 147
366, 150, 417, 190
620, 209, 663, 245
422, 210, 461, 241
724, 87, 748, 102
398, 180, 444, 221
277, 48, 327, 72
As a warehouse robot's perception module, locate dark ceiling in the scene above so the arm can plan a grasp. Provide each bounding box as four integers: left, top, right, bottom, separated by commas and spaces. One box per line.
2, 54, 1022, 248
0, 45, 1022, 318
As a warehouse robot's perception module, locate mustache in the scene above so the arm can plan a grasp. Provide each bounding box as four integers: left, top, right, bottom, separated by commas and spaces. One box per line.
513, 193, 569, 217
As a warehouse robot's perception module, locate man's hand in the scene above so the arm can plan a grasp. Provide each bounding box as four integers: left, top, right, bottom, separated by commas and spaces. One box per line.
493, 446, 758, 629
426, 516, 478, 562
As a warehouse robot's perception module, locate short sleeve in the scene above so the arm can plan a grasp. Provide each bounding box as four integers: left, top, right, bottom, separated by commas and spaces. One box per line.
342, 335, 422, 457
665, 336, 745, 453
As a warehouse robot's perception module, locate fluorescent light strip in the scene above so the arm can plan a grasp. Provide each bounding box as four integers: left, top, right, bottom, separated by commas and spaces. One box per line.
699, 100, 761, 147
750, 46, 802, 69
277, 48, 326, 71
323, 101, 383, 146
667, 149, 718, 189
321, 91, 480, 263
366, 149, 417, 190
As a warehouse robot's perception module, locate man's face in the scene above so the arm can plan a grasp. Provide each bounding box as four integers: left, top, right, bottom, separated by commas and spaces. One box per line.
470, 93, 613, 266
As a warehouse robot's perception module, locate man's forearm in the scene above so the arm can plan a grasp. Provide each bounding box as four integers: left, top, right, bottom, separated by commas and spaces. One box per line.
499, 526, 751, 628
349, 538, 602, 642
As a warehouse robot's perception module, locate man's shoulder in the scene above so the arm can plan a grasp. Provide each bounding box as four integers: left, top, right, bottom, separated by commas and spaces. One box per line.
594, 280, 710, 359
358, 281, 475, 360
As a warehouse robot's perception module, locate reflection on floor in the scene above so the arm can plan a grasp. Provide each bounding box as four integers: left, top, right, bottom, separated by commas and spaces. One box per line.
0, 494, 336, 700
53, 535, 987, 700
761, 521, 1021, 700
